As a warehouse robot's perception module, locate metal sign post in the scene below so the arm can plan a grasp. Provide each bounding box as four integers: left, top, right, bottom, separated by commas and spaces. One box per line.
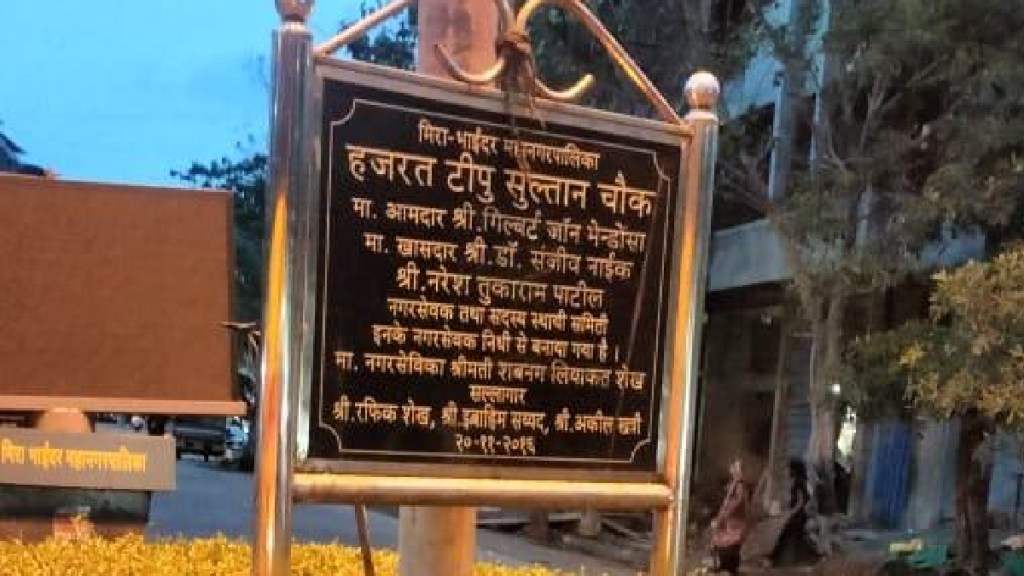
254, 1, 314, 575
651, 72, 721, 575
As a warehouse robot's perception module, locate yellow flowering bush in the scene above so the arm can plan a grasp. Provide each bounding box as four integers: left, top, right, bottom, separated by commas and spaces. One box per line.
0, 535, 577, 576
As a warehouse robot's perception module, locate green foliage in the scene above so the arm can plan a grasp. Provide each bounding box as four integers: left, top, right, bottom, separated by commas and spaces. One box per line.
840, 321, 923, 420
341, 2, 417, 71
172, 145, 267, 322
844, 245, 1024, 426
529, 0, 765, 116
720, 0, 1024, 299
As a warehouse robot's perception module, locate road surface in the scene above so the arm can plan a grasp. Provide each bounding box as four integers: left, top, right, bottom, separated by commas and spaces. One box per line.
148, 457, 638, 575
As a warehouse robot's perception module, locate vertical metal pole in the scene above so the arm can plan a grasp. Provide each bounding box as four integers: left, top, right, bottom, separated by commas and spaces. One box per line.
651, 71, 720, 575
253, 2, 314, 575
395, 2, 497, 575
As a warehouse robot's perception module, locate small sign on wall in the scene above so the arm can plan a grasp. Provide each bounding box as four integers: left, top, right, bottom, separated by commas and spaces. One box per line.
0, 428, 175, 491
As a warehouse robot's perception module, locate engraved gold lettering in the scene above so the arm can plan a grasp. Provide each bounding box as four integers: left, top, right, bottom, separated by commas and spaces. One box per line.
480, 207, 541, 241
457, 304, 488, 326
503, 139, 601, 171
347, 144, 436, 187
485, 307, 529, 330
529, 247, 583, 275
401, 399, 435, 429
449, 355, 494, 380
530, 337, 570, 359
364, 351, 446, 376
351, 197, 374, 219
597, 171, 656, 218
410, 325, 479, 351
496, 361, 547, 383
476, 276, 547, 306
549, 360, 614, 388
508, 410, 549, 435
551, 280, 604, 310
387, 297, 457, 323
385, 202, 447, 229
425, 266, 473, 297
418, 118, 451, 147
334, 351, 356, 371
372, 322, 408, 347
468, 385, 528, 406
455, 127, 500, 156
452, 202, 476, 231
569, 312, 610, 337
332, 395, 351, 422
396, 261, 421, 292
585, 252, 635, 283
554, 408, 572, 432
504, 168, 589, 211
573, 410, 617, 435
347, 145, 367, 182
530, 309, 568, 332
545, 217, 583, 245
617, 412, 644, 435
463, 236, 488, 265
615, 367, 647, 391
480, 329, 513, 354
442, 401, 460, 428
354, 396, 400, 424
445, 152, 496, 203
492, 241, 519, 269
396, 236, 459, 264
363, 232, 386, 254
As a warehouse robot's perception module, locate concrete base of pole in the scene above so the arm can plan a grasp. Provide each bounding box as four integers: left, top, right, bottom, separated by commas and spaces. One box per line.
398, 507, 476, 576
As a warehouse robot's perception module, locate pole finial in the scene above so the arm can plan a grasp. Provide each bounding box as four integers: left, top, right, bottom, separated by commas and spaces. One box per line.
276, 0, 314, 22
684, 71, 720, 111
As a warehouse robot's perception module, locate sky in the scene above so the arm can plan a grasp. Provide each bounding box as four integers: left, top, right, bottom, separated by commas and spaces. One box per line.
0, 1, 358, 187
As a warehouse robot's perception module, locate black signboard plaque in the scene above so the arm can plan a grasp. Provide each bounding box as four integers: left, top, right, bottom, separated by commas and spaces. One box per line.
305, 61, 686, 477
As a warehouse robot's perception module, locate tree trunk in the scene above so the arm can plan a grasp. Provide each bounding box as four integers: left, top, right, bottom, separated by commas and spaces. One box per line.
807, 295, 843, 516
954, 413, 993, 575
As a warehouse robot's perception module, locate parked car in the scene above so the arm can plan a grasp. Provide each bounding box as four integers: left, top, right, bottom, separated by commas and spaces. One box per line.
171, 416, 249, 465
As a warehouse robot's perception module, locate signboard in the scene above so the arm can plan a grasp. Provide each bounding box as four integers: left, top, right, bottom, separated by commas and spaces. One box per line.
304, 61, 688, 479
0, 175, 241, 415
0, 428, 175, 491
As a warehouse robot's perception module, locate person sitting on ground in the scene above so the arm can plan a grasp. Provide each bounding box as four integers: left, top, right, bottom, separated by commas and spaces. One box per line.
711, 459, 749, 574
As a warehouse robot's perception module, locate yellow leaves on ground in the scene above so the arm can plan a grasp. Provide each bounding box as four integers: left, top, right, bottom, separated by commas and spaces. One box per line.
0, 535, 578, 576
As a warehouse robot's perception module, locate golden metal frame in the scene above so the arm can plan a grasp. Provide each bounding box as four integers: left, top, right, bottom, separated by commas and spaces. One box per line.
294, 474, 673, 509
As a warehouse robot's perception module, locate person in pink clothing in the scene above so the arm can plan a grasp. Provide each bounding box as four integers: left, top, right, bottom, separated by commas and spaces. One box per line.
711, 459, 749, 574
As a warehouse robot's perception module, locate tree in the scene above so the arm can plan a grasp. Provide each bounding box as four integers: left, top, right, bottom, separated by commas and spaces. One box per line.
529, 0, 761, 116
172, 145, 267, 322
845, 245, 1024, 573
342, 1, 417, 70
716, 0, 1024, 525
171, 2, 419, 320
